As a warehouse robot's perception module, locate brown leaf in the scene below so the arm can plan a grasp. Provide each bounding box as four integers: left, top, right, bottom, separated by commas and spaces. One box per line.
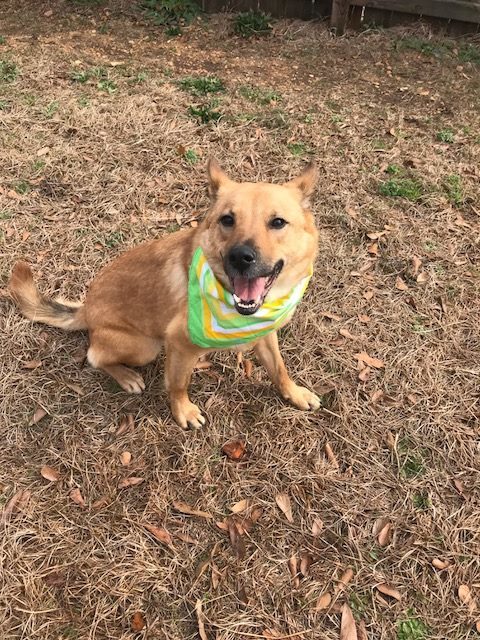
320, 310, 342, 321
175, 531, 198, 545
238, 584, 249, 605
144, 523, 173, 547
335, 568, 354, 594
222, 439, 246, 462
340, 602, 358, 640
251, 506, 263, 523
23, 359, 43, 370
452, 478, 465, 497
176, 144, 186, 156
412, 256, 422, 276
92, 496, 110, 510
37, 146, 50, 157
173, 500, 212, 519
355, 352, 384, 369
63, 381, 85, 396
315, 591, 332, 611
243, 358, 253, 378
358, 314, 371, 323
216, 520, 229, 532
458, 584, 477, 614
275, 493, 294, 523
0, 489, 29, 523
41, 465, 61, 482
324, 442, 339, 467
69, 488, 86, 507
416, 271, 428, 284
288, 554, 300, 588
116, 413, 134, 437
120, 451, 132, 466
263, 629, 283, 639
300, 552, 312, 577
367, 242, 379, 255
363, 290, 374, 301
227, 517, 245, 559
131, 611, 146, 632
395, 276, 408, 291
358, 366, 371, 382
340, 328, 357, 340
230, 499, 249, 514
357, 620, 368, 640
311, 517, 324, 536
432, 558, 450, 570
376, 582, 401, 601
118, 477, 144, 489
385, 431, 396, 451
29, 407, 48, 426
377, 522, 393, 547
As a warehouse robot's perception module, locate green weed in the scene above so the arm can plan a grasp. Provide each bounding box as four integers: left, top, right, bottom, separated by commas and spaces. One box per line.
397, 613, 429, 640
184, 149, 199, 164
396, 36, 450, 58
398, 439, 425, 478
0, 36, 6, 45
102, 231, 124, 248
166, 25, 182, 36
71, 70, 91, 83
458, 44, 480, 64
0, 209, 12, 220
179, 75, 224, 96
77, 96, 90, 108
239, 84, 281, 104
443, 174, 463, 205
188, 101, 222, 124
142, 0, 200, 26
234, 10, 271, 38
386, 164, 402, 175
32, 160, 46, 173
288, 142, 308, 156
14, 180, 31, 195
436, 128, 454, 143
44, 101, 59, 118
97, 78, 117, 94
412, 492, 430, 510
0, 60, 18, 83
379, 178, 423, 201
0, 99, 9, 110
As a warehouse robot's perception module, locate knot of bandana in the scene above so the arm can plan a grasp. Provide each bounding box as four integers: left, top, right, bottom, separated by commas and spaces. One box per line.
187, 247, 312, 349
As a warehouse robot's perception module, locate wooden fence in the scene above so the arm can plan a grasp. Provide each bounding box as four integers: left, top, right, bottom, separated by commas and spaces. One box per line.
201, 0, 480, 33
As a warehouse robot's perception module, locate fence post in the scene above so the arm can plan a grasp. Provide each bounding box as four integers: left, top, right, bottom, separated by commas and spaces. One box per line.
330, 0, 350, 35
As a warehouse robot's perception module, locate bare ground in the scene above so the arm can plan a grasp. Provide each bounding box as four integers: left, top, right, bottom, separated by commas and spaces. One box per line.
0, 1, 479, 639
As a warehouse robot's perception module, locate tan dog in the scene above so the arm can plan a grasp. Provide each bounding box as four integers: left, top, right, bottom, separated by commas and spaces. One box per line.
9, 160, 320, 428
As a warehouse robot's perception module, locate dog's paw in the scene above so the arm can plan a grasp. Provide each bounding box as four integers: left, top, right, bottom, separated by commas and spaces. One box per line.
284, 384, 321, 411
118, 369, 145, 394
172, 400, 206, 429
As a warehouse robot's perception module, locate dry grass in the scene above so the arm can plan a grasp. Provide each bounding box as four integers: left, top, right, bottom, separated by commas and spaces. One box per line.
1, 2, 480, 639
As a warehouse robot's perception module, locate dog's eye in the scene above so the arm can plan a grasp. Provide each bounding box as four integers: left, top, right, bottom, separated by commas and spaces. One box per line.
219, 213, 235, 228
270, 217, 288, 230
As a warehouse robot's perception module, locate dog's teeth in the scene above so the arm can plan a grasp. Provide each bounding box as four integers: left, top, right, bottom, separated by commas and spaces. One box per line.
233, 294, 240, 303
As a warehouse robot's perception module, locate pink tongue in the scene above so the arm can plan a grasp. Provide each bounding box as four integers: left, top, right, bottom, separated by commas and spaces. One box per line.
233, 276, 268, 301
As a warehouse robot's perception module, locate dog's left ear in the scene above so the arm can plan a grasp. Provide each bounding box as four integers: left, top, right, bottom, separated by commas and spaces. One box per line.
285, 161, 318, 207
207, 158, 233, 198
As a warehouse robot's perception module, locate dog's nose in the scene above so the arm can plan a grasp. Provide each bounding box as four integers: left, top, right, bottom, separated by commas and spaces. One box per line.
227, 244, 257, 272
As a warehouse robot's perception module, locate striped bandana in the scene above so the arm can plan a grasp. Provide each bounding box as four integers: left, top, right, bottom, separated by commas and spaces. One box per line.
187, 247, 312, 349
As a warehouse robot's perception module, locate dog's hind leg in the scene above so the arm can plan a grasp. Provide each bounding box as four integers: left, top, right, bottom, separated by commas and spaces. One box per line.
87, 329, 161, 394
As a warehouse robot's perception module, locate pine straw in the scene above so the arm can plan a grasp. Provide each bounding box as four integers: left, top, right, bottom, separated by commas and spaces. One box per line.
1, 2, 479, 639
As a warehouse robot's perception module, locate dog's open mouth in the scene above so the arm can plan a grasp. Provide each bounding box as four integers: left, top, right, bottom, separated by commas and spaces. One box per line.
230, 261, 283, 315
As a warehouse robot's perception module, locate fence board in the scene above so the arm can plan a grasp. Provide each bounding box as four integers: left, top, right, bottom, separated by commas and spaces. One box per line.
348, 0, 480, 23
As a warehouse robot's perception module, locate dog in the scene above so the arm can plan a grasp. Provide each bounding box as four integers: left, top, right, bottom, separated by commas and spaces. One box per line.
9, 159, 320, 428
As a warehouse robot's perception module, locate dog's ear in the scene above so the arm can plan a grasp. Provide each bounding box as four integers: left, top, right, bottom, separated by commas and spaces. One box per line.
285, 161, 318, 206
207, 158, 232, 198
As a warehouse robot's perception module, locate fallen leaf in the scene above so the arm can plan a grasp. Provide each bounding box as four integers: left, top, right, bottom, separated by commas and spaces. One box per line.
324, 442, 339, 467
357, 620, 368, 640
251, 506, 263, 523
452, 478, 465, 497
320, 311, 342, 321
22, 230, 31, 242
173, 500, 212, 519
385, 431, 395, 450
222, 439, 246, 462
432, 558, 450, 570
118, 477, 144, 489
37, 146, 50, 157
395, 276, 408, 291
458, 584, 477, 614
263, 630, 283, 639
144, 523, 173, 547
358, 366, 371, 382
340, 602, 358, 640
243, 358, 253, 378
227, 517, 245, 559
131, 611, 146, 632
29, 407, 48, 426
311, 517, 324, 536
63, 381, 85, 396
335, 568, 354, 594
23, 360, 43, 370
190, 220, 198, 228
41, 465, 61, 482
412, 256, 422, 275
377, 522, 392, 547
275, 493, 294, 523
416, 271, 428, 284
116, 414, 134, 437
92, 496, 110, 510
175, 531, 198, 545
69, 488, 86, 507
475, 620, 480, 633
238, 583, 249, 605
120, 451, 132, 466
363, 290, 374, 301
367, 242, 379, 255
315, 591, 332, 611
176, 144, 186, 156
355, 352, 384, 369
358, 314, 371, 323
230, 499, 249, 514
376, 582, 401, 601
300, 552, 312, 577
0, 489, 29, 523
340, 328, 357, 340
216, 520, 229, 532
370, 389, 383, 404
288, 554, 300, 588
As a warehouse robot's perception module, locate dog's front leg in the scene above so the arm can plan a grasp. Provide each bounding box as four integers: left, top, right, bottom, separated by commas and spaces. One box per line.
254, 331, 320, 410
164, 339, 206, 429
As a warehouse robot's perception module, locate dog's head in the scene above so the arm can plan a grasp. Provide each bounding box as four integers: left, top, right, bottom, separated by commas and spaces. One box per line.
198, 159, 318, 315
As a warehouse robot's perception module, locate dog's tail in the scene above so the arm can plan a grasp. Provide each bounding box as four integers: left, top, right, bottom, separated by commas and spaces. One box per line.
9, 261, 88, 331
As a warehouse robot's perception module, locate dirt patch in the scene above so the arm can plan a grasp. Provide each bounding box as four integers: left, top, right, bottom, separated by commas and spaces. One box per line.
1, 2, 479, 639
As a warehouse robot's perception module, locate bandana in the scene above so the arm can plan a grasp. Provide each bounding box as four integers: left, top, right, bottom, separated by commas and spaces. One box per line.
187, 247, 312, 349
